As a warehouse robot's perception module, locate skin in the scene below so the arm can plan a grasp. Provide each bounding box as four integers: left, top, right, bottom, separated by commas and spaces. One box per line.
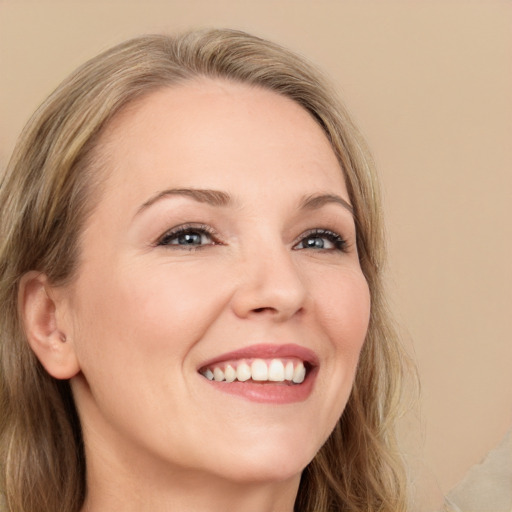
23, 80, 371, 511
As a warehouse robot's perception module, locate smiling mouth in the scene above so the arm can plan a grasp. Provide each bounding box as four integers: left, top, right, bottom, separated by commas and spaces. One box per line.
197, 343, 319, 403
199, 358, 310, 384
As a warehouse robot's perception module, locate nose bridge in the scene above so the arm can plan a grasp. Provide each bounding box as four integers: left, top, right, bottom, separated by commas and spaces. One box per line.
231, 232, 308, 320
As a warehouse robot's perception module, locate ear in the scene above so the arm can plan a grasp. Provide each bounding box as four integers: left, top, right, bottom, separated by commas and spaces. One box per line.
18, 271, 80, 380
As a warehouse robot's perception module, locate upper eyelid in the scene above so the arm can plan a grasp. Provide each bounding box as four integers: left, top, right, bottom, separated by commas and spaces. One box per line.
154, 224, 350, 248
292, 228, 351, 253
155, 223, 218, 246
295, 228, 346, 241
298, 228, 341, 236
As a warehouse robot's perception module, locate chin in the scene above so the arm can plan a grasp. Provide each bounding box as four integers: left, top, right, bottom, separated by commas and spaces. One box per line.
218, 457, 310, 485
204, 433, 319, 484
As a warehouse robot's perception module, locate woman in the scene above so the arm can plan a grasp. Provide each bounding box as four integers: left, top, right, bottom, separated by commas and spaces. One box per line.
0, 29, 409, 511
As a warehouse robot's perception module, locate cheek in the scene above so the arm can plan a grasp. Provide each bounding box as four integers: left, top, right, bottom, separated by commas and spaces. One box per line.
67, 262, 228, 439
311, 268, 370, 401
314, 267, 371, 350
70, 260, 230, 368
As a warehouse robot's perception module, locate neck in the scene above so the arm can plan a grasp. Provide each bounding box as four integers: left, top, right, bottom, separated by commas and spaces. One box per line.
79, 430, 301, 512
81, 459, 300, 512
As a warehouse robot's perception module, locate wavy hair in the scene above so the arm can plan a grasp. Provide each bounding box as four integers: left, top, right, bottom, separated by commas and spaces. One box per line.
0, 29, 410, 511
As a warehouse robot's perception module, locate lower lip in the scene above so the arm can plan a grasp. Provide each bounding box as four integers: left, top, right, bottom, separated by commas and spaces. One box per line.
202, 368, 318, 404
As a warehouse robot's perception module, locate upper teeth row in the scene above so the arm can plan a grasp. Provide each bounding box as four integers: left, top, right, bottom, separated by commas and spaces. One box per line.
201, 359, 306, 384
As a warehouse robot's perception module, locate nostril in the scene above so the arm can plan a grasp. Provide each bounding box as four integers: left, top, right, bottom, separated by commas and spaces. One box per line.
253, 307, 275, 313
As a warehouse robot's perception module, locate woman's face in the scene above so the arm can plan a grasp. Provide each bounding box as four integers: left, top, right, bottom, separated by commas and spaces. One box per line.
62, 80, 370, 485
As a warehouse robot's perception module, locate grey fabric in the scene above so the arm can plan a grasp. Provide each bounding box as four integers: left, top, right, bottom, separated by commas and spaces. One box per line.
445, 428, 512, 512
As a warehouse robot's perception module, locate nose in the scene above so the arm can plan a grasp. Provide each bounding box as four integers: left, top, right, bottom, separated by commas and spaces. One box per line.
230, 242, 308, 322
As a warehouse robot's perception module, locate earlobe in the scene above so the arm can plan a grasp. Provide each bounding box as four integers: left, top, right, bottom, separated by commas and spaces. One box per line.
18, 271, 80, 380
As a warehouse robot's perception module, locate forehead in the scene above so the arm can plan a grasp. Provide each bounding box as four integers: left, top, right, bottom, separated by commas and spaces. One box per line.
95, 79, 347, 202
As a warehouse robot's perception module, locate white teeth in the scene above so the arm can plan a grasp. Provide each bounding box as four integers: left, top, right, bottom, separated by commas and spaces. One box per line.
202, 358, 309, 384
268, 359, 285, 381
284, 361, 294, 381
224, 365, 236, 383
292, 362, 306, 384
251, 359, 268, 381
213, 367, 225, 382
236, 362, 251, 382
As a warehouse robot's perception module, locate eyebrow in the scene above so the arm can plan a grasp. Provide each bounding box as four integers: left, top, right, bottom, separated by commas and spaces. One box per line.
136, 188, 353, 216
299, 193, 354, 215
136, 188, 232, 216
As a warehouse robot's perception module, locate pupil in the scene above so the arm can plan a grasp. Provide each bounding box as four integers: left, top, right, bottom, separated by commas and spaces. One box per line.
179, 232, 201, 245
306, 237, 324, 249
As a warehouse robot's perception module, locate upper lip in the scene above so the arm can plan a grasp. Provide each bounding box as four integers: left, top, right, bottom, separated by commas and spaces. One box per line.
197, 343, 319, 370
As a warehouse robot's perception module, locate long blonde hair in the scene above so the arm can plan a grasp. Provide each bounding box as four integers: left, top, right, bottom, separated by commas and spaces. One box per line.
0, 29, 409, 511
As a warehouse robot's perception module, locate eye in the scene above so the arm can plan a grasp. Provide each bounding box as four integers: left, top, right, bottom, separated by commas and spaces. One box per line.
294, 229, 348, 252
157, 224, 218, 249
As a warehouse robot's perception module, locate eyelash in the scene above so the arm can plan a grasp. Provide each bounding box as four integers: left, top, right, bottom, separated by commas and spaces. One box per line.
293, 229, 348, 253
156, 224, 219, 249
156, 225, 348, 252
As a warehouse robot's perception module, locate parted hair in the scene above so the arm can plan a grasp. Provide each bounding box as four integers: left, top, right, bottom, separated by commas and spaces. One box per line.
0, 29, 410, 511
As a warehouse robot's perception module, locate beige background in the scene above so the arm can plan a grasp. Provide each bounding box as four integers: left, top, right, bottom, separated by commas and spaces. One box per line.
1, 1, 511, 510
